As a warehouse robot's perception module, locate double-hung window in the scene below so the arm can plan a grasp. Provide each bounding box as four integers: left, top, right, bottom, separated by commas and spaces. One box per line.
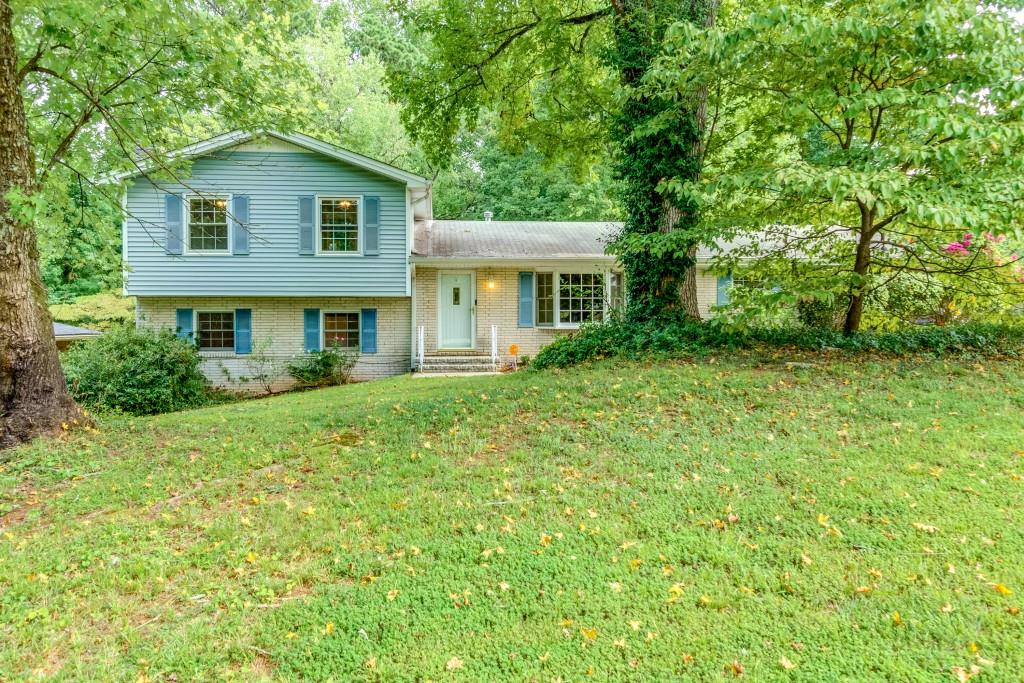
536, 272, 612, 327
187, 196, 230, 253
196, 311, 235, 351
323, 312, 360, 349
319, 197, 360, 253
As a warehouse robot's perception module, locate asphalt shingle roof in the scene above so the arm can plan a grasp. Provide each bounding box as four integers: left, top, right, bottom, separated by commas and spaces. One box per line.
53, 322, 101, 338
413, 220, 620, 259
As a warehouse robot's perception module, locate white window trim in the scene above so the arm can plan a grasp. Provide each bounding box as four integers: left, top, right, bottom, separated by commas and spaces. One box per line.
315, 194, 363, 256
321, 310, 361, 350
535, 270, 616, 329
195, 310, 236, 353
183, 193, 232, 255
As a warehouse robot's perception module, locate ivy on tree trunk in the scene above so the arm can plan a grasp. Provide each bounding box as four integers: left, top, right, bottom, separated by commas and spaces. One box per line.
608, 0, 717, 322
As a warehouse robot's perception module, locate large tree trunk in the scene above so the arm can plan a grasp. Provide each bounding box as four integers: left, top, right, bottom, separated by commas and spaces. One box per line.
657, 201, 702, 318
843, 227, 873, 335
611, 0, 717, 321
0, 0, 81, 449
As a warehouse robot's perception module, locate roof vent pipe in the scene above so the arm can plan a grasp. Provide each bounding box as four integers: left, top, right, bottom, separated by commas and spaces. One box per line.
483, 211, 493, 222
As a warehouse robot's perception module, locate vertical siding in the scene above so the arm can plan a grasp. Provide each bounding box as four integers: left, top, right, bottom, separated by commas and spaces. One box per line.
125, 151, 409, 296
138, 296, 412, 391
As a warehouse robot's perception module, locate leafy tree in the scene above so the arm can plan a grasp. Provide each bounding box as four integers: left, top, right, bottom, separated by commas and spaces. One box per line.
432, 124, 621, 221
38, 177, 122, 302
0, 0, 308, 447
653, 0, 1024, 333
370, 0, 717, 319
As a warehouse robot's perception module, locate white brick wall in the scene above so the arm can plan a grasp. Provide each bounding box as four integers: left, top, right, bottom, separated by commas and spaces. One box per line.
137, 296, 411, 391
413, 266, 722, 363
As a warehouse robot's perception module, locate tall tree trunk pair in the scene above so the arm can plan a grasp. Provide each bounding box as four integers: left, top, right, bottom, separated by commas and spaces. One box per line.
0, 0, 80, 449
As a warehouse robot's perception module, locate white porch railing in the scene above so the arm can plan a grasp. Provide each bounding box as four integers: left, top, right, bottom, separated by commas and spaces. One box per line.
417, 325, 425, 371
490, 325, 498, 370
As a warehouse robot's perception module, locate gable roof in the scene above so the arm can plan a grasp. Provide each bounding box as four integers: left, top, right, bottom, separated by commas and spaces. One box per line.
108, 130, 430, 188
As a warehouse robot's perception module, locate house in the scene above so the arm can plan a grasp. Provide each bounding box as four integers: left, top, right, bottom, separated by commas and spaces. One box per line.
52, 322, 102, 351
118, 131, 729, 390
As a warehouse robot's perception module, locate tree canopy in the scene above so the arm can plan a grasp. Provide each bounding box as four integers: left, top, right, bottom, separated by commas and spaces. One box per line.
652, 0, 1024, 330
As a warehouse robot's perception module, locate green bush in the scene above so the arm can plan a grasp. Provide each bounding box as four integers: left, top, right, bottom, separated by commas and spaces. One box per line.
286, 346, 357, 388
532, 315, 1024, 370
62, 325, 209, 415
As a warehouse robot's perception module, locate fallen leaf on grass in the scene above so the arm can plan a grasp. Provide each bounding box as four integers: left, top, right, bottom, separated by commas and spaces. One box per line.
952, 664, 981, 682
446, 656, 464, 670
779, 656, 797, 670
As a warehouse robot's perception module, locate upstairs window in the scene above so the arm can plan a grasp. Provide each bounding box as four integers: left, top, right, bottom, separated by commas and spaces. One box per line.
187, 196, 229, 252
319, 197, 359, 253
197, 311, 235, 351
323, 312, 360, 349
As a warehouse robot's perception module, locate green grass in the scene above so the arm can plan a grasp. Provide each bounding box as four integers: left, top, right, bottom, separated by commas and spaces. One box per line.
2, 355, 1023, 681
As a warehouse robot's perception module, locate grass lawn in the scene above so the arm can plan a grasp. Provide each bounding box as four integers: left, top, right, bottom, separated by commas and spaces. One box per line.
2, 355, 1022, 681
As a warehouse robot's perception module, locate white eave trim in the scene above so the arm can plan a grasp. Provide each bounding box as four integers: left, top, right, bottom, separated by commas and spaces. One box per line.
103, 130, 431, 189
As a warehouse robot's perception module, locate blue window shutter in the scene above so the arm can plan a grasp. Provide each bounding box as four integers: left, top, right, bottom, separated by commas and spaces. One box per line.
234, 308, 252, 354
175, 308, 193, 341
231, 195, 250, 255
165, 194, 183, 255
716, 273, 733, 306
518, 272, 534, 327
363, 196, 380, 255
298, 196, 315, 255
360, 308, 377, 354
303, 308, 320, 352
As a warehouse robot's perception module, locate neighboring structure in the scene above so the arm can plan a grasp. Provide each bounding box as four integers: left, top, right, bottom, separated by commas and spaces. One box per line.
53, 322, 102, 351
118, 131, 730, 390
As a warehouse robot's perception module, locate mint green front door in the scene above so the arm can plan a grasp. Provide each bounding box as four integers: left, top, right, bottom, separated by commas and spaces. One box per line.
439, 272, 473, 349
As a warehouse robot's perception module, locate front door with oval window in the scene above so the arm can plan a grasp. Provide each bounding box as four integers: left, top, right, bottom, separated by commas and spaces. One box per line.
439, 272, 473, 349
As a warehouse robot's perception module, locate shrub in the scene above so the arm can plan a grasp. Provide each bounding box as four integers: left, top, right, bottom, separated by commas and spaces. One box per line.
62, 325, 209, 415
531, 315, 1024, 370
286, 346, 358, 388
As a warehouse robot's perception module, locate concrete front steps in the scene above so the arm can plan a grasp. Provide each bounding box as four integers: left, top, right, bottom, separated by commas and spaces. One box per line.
417, 353, 498, 374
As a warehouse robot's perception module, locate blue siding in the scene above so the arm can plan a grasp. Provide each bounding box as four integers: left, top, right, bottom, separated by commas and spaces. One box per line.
125, 151, 409, 296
